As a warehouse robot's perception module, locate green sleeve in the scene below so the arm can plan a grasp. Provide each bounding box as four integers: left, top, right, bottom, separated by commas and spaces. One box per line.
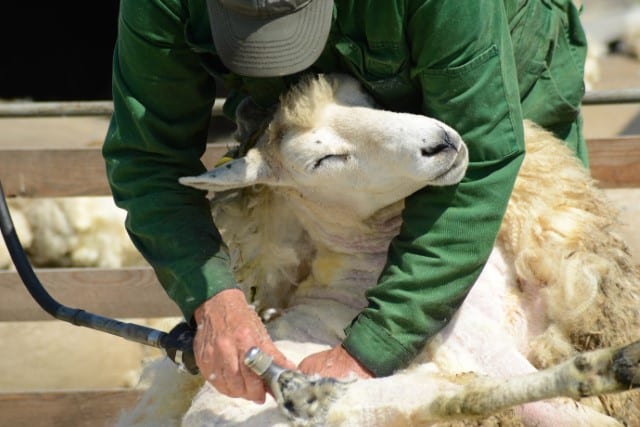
343, 0, 526, 376
102, 0, 236, 320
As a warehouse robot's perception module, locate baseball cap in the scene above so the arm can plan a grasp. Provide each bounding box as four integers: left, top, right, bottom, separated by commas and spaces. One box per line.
207, 0, 334, 77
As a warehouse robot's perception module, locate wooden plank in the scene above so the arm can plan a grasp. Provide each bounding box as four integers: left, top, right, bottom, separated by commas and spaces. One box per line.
0, 389, 144, 427
0, 148, 111, 197
0, 143, 229, 197
0, 98, 226, 118
586, 136, 640, 188
0, 267, 181, 321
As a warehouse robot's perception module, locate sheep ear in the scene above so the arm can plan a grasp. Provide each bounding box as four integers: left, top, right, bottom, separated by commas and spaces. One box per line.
179, 150, 276, 192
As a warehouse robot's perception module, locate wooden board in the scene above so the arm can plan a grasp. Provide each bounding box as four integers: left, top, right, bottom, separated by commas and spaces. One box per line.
0, 148, 111, 197
0, 143, 229, 197
0, 389, 144, 427
587, 136, 640, 188
0, 267, 180, 321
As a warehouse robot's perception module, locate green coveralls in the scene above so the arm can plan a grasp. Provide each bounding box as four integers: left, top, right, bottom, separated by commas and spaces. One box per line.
103, 0, 588, 376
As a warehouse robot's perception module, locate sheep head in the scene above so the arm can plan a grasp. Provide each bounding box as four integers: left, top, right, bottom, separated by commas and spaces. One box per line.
180, 74, 468, 218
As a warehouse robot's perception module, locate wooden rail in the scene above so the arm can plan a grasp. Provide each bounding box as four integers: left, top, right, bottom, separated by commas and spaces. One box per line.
0, 143, 230, 197
0, 389, 144, 427
0, 89, 637, 118
0, 267, 180, 322
0, 98, 226, 117
587, 136, 640, 188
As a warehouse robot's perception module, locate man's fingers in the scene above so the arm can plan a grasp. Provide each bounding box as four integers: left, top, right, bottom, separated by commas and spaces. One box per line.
241, 364, 268, 403
215, 335, 270, 402
215, 338, 249, 398
234, 331, 272, 402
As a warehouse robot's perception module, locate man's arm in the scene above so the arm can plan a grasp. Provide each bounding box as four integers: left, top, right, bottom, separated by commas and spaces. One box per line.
103, 0, 295, 401
342, 0, 527, 376
103, 0, 236, 321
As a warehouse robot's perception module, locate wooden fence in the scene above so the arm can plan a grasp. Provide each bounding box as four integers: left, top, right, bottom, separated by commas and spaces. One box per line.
0, 109, 230, 426
0, 95, 639, 426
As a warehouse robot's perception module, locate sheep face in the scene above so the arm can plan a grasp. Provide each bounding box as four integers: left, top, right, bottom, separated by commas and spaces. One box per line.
180, 75, 468, 218
275, 104, 468, 204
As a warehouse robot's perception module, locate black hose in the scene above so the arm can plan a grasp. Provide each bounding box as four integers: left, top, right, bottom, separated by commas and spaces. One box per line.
0, 187, 61, 318
0, 182, 198, 373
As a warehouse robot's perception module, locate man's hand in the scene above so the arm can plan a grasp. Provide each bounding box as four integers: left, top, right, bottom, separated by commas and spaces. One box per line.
297, 345, 373, 380
193, 288, 295, 403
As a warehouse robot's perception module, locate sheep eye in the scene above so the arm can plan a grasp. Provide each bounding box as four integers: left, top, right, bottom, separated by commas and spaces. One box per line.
312, 154, 350, 170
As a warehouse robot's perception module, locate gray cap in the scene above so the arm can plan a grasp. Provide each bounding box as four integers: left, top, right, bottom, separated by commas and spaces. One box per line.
207, 0, 334, 77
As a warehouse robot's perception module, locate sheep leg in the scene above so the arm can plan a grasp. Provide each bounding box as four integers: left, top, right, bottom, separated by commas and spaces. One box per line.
428, 339, 640, 420
322, 341, 639, 426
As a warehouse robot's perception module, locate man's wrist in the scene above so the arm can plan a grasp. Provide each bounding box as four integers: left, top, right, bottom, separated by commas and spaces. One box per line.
342, 314, 414, 377
193, 288, 245, 325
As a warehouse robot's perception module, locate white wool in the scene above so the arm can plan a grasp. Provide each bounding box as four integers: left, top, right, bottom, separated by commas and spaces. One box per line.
211, 187, 312, 310
584, 36, 605, 90
115, 357, 204, 427
0, 200, 32, 269
622, 6, 640, 58
3, 196, 145, 268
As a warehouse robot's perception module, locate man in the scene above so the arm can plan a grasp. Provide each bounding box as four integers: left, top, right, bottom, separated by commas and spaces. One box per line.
103, 0, 588, 404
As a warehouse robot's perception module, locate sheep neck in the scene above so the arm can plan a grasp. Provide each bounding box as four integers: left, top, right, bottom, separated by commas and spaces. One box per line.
282, 189, 405, 308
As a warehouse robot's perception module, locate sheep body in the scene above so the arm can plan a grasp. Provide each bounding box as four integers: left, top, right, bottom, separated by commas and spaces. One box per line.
126, 74, 640, 425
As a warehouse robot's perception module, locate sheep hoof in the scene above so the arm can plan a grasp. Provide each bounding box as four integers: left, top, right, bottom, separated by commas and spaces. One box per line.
612, 340, 640, 387
275, 370, 347, 426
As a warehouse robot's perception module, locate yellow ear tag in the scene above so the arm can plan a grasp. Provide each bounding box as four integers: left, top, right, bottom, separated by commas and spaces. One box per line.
214, 156, 234, 167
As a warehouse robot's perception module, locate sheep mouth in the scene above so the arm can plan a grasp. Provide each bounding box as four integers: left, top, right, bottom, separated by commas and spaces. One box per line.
431, 144, 469, 186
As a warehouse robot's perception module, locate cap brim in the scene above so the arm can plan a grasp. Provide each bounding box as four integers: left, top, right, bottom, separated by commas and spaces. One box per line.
208, 0, 334, 77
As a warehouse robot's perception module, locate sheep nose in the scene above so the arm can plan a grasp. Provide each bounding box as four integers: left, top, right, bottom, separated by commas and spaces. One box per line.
420, 129, 457, 157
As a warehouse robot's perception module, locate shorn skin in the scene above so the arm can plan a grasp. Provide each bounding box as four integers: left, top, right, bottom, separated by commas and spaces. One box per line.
120, 74, 640, 427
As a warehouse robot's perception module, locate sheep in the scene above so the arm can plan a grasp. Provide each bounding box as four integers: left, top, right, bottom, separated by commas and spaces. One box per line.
579, 0, 640, 60
121, 73, 640, 426
573, 0, 640, 90
583, 35, 604, 91
0, 202, 31, 269
622, 6, 640, 59
2, 196, 145, 269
